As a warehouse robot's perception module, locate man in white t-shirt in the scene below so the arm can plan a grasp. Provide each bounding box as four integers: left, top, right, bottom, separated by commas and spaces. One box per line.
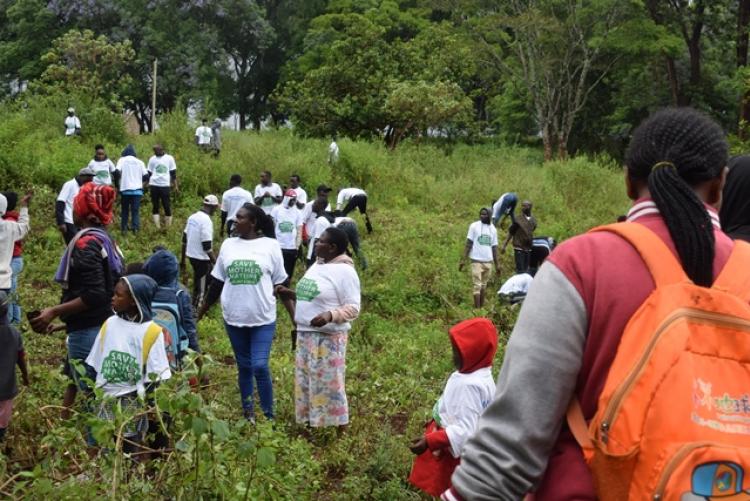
56, 166, 95, 244
181, 195, 219, 309
301, 184, 333, 244
288, 174, 307, 210
195, 119, 213, 150
306, 199, 332, 266
221, 174, 254, 237
254, 170, 283, 215
328, 136, 339, 165
147, 144, 179, 229
271, 190, 303, 286
115, 144, 148, 233
64, 108, 81, 137
336, 186, 372, 233
87, 144, 116, 185
459, 208, 500, 308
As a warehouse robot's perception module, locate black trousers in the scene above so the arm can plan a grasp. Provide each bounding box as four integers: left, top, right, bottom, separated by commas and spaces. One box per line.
190, 258, 211, 308
63, 223, 78, 244
342, 194, 368, 216
150, 186, 172, 216
514, 249, 531, 274
281, 249, 297, 287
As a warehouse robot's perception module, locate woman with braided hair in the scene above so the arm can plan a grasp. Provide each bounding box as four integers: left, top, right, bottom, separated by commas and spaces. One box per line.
440, 108, 735, 501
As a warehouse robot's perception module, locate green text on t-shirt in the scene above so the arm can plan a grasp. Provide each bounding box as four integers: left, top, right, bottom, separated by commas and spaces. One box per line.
155, 163, 168, 174
96, 170, 109, 181
278, 221, 294, 233
227, 259, 263, 285
478, 234, 492, 246
101, 350, 139, 384
296, 278, 321, 301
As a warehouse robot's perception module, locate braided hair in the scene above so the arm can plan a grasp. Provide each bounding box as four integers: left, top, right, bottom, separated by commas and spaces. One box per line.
241, 202, 276, 239
624, 108, 727, 287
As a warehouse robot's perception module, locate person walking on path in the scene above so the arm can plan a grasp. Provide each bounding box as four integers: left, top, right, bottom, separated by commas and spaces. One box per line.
64, 107, 81, 137
442, 108, 739, 501
220, 174, 254, 237
719, 155, 750, 243
254, 171, 282, 215
197, 204, 290, 422
459, 208, 500, 308
56, 167, 95, 244
147, 144, 178, 229
276, 226, 361, 429
87, 144, 116, 186
1, 193, 26, 324
181, 195, 219, 309
30, 183, 123, 417
502, 200, 537, 274
116, 144, 148, 234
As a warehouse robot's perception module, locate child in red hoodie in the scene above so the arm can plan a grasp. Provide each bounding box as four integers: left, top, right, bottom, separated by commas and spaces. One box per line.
408, 317, 498, 497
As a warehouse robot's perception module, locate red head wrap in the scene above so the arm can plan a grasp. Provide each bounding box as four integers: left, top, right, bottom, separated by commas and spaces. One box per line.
73, 182, 116, 225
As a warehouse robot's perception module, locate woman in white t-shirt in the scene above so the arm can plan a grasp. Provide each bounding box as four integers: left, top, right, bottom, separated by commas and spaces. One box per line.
197, 203, 289, 422
277, 227, 361, 428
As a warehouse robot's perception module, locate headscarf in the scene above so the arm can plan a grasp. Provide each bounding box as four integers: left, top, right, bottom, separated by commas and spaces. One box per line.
449, 317, 498, 374
720, 155, 750, 243
73, 182, 116, 226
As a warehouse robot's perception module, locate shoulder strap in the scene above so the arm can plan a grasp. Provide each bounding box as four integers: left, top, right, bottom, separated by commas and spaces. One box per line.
142, 323, 163, 367
98, 321, 108, 353
712, 240, 750, 301
590, 223, 689, 287
566, 399, 594, 460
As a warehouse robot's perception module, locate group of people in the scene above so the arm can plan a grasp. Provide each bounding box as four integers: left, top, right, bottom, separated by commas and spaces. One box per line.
461, 192, 538, 307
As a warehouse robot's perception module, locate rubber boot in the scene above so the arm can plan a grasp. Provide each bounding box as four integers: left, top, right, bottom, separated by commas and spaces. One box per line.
164, 216, 173, 227
152, 214, 161, 229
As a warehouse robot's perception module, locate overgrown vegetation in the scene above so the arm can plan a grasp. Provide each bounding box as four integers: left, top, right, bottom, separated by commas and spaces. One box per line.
1, 100, 631, 498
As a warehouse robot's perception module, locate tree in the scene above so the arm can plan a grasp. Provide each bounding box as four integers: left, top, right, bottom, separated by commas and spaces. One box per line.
33, 29, 135, 108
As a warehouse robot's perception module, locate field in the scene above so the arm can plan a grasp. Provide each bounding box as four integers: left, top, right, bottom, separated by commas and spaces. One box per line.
0, 101, 630, 498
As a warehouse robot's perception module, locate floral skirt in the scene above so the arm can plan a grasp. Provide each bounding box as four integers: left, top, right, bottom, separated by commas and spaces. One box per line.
295, 330, 348, 427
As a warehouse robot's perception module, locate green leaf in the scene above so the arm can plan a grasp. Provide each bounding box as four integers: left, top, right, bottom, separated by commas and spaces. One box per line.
257, 446, 276, 468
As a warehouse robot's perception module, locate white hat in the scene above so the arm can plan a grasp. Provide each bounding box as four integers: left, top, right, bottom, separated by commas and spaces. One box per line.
203, 194, 219, 206
67, 107, 75, 113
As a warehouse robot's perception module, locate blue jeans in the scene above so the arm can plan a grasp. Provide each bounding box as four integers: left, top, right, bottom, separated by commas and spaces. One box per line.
9, 256, 23, 324
66, 326, 100, 391
224, 322, 276, 418
120, 194, 142, 232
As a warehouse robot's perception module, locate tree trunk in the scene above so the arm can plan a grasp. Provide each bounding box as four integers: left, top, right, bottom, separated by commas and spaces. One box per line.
557, 133, 568, 160
738, 0, 750, 138
542, 126, 553, 162
665, 56, 682, 106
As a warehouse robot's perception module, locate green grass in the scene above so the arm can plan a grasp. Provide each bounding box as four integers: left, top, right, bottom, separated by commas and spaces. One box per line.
0, 101, 629, 498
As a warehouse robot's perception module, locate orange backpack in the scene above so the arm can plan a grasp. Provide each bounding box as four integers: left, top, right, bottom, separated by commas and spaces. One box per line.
566, 223, 750, 501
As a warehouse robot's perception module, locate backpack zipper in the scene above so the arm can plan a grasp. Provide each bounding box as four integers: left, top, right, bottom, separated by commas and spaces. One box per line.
599, 308, 750, 445
652, 442, 736, 499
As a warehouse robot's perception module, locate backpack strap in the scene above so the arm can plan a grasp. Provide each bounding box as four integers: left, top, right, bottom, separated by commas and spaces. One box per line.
712, 240, 750, 301
590, 223, 690, 288
566, 399, 594, 461
142, 322, 163, 369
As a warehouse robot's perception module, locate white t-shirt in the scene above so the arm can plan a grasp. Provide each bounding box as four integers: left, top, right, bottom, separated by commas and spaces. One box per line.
270, 204, 302, 250
301, 201, 332, 237
86, 316, 172, 398
57, 178, 80, 224
328, 141, 339, 163
195, 126, 213, 145
65, 116, 80, 136
254, 183, 283, 214
88, 158, 116, 185
211, 237, 287, 327
336, 187, 366, 210
116, 156, 148, 192
498, 273, 533, 297
295, 261, 360, 334
221, 186, 254, 222
147, 154, 176, 187
435, 367, 496, 458
307, 216, 332, 259
289, 186, 307, 206
467, 221, 498, 262
184, 210, 214, 260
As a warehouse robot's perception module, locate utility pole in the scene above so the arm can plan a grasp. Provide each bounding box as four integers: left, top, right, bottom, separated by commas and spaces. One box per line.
151, 59, 158, 133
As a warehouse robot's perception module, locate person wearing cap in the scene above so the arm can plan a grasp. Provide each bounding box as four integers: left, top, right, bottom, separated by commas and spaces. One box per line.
147, 144, 179, 229
56, 167, 95, 244
64, 107, 81, 137
301, 185, 333, 244
181, 195, 219, 309
254, 170, 283, 215
221, 174, 254, 237
270, 190, 303, 286
0, 193, 30, 310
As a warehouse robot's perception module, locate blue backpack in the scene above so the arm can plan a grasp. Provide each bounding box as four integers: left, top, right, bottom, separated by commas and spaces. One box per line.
151, 287, 189, 370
